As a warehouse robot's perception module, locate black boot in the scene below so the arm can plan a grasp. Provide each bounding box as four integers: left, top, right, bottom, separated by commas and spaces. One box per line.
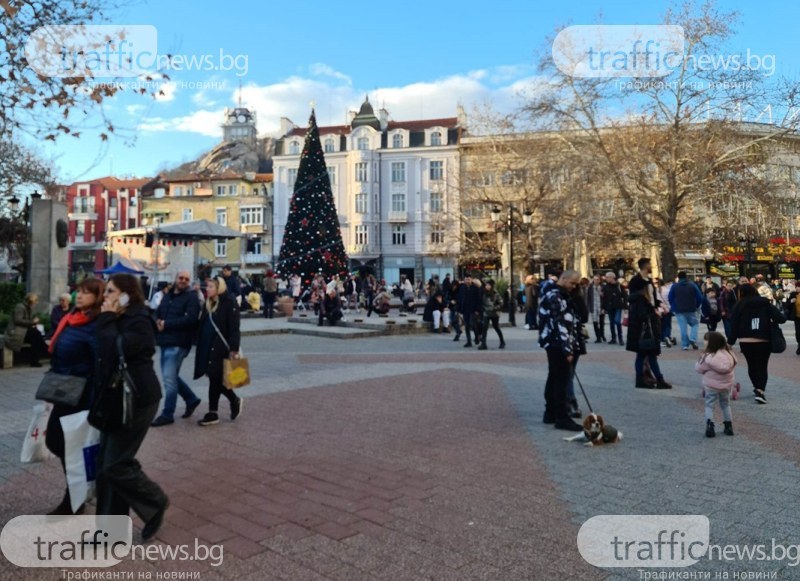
706, 419, 715, 438
569, 398, 582, 418
655, 378, 673, 389
635, 375, 653, 388
723, 421, 734, 436
477, 343, 487, 350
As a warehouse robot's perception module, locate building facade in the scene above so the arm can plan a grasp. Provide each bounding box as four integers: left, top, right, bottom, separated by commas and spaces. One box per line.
65, 176, 150, 279
272, 98, 463, 286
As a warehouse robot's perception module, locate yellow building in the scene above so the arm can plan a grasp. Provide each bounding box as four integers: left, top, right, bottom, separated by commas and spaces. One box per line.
141, 171, 273, 278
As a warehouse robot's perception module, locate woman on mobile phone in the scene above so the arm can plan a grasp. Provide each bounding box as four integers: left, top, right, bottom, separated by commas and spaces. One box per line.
94, 273, 169, 541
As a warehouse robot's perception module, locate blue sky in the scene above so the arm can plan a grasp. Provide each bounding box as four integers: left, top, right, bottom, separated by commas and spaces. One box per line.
31, 0, 800, 183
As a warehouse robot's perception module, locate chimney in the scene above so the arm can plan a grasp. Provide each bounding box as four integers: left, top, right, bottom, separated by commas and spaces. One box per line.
279, 117, 296, 136
456, 104, 467, 128
379, 108, 389, 131
347, 110, 357, 124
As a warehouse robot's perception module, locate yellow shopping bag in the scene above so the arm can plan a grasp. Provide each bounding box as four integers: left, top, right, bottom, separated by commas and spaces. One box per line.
223, 357, 250, 389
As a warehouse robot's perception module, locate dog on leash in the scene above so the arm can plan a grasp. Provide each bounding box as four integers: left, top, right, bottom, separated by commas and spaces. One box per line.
563, 413, 623, 447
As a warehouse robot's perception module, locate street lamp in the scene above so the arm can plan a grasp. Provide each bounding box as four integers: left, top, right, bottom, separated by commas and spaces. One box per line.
9, 195, 19, 211
491, 204, 533, 326
738, 236, 756, 279
30, 190, 42, 200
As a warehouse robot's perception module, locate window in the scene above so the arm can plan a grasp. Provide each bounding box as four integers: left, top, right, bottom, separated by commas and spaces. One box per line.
73, 197, 91, 213
430, 224, 445, 244
187, 186, 194, 196
327, 166, 337, 185
240, 206, 263, 225
464, 203, 489, 218
392, 225, 406, 245
392, 133, 403, 148
128, 218, 136, 229
392, 193, 406, 212
216, 185, 225, 196
247, 238, 262, 255
129, 196, 137, 207
430, 161, 444, 181
324, 139, 334, 153
430, 131, 442, 146
75, 220, 85, 237
355, 225, 368, 245
430, 192, 443, 213
289, 141, 300, 154
174, 186, 183, 197
355, 193, 368, 214
228, 185, 236, 196
391, 162, 405, 183
182, 208, 193, 222
357, 137, 369, 150
288, 168, 297, 188
355, 162, 368, 182
215, 239, 227, 257
216, 208, 227, 226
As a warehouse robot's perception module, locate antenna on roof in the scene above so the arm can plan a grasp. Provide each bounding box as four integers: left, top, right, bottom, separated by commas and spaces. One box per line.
238, 80, 243, 107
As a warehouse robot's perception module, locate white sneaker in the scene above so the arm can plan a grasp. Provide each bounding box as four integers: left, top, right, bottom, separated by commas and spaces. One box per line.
523, 324, 530, 330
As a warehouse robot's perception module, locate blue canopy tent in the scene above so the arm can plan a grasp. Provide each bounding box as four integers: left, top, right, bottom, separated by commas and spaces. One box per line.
95, 256, 145, 275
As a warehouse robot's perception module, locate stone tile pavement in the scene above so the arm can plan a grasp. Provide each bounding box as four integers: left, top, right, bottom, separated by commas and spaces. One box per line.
1, 321, 799, 579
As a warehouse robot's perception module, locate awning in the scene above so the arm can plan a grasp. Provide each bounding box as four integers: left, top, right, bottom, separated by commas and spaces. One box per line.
109, 219, 242, 241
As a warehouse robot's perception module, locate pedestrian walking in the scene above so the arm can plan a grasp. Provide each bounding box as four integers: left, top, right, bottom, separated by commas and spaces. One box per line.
668, 271, 703, 350
602, 272, 626, 345
477, 279, 505, 350
587, 274, 605, 343
695, 331, 737, 437
94, 274, 169, 541
262, 270, 278, 319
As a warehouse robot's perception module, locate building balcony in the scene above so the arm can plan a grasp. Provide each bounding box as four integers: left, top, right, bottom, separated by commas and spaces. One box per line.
68, 212, 98, 221
350, 244, 378, 256
388, 211, 408, 223
242, 253, 271, 264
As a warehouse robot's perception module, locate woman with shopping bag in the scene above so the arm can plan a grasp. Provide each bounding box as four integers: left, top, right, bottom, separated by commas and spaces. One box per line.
194, 276, 243, 426
92, 274, 169, 541
42, 278, 104, 514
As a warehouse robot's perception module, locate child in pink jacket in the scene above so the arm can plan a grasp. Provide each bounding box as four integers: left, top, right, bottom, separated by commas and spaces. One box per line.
695, 331, 737, 437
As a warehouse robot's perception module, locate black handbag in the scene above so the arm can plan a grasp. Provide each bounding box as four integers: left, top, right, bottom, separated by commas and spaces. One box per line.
770, 324, 787, 354
35, 372, 87, 407
638, 319, 660, 351
88, 333, 138, 431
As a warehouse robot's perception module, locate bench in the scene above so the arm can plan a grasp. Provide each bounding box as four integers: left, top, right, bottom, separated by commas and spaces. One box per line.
1, 340, 30, 369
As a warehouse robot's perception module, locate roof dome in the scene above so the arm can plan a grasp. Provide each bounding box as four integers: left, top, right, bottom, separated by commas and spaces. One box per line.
351, 96, 380, 130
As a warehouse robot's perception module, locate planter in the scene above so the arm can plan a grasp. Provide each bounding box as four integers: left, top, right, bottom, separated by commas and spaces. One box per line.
278, 297, 294, 317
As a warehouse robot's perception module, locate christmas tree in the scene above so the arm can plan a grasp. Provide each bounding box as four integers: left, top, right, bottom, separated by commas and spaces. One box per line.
277, 109, 349, 280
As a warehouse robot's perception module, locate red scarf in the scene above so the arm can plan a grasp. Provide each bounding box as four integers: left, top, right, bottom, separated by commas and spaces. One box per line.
48, 310, 92, 354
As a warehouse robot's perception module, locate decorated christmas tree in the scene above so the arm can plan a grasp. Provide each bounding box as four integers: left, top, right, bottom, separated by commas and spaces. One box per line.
277, 109, 349, 280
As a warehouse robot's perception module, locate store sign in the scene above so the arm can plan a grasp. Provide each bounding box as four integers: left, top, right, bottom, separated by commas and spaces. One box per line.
777, 264, 798, 279
709, 263, 739, 277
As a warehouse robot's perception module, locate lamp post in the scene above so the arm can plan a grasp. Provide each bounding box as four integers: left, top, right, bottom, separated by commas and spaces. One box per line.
491, 204, 533, 326
738, 236, 756, 279
9, 195, 19, 212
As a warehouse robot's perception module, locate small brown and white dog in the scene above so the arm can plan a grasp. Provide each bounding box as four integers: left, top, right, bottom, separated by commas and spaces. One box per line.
563, 413, 623, 447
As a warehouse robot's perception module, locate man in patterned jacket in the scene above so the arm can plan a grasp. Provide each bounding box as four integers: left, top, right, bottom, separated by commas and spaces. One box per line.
538, 270, 583, 431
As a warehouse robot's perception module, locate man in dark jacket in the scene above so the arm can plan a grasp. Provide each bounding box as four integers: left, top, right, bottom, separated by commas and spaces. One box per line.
668, 271, 703, 350
538, 270, 583, 431
151, 271, 202, 426
221, 265, 242, 306
460, 275, 482, 348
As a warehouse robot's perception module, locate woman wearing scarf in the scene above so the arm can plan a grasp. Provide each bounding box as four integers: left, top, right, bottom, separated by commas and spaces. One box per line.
194, 277, 243, 426
44, 278, 104, 514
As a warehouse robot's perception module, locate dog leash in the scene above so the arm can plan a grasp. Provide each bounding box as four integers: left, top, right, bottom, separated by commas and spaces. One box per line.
573, 370, 594, 414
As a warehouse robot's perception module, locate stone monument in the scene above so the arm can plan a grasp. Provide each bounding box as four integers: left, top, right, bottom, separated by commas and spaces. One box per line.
27, 199, 69, 313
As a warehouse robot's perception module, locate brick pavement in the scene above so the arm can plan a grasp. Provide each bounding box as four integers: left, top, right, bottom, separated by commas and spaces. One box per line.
0, 325, 799, 580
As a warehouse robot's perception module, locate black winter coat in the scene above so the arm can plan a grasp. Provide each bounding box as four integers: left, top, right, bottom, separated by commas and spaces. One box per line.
728, 297, 786, 345
625, 291, 661, 355
95, 306, 162, 409
194, 293, 240, 379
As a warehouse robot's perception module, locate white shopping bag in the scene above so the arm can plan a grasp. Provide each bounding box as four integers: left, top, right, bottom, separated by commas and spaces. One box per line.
20, 402, 54, 463
61, 410, 101, 514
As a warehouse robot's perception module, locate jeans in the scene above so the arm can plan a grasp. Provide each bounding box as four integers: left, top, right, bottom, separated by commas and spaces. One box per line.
722, 318, 733, 342
675, 312, 699, 348
705, 390, 732, 422
660, 313, 673, 341
634, 352, 663, 379
525, 309, 537, 330
158, 346, 199, 419
607, 309, 623, 341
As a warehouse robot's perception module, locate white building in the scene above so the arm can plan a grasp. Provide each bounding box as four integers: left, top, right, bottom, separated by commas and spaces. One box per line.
272, 97, 463, 286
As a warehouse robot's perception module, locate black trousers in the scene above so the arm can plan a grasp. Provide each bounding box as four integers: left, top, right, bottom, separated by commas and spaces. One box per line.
593, 314, 606, 340
24, 327, 48, 363
96, 403, 167, 523
208, 364, 239, 412
739, 341, 772, 392
263, 292, 277, 318
480, 315, 504, 346
545, 348, 571, 421
794, 320, 800, 347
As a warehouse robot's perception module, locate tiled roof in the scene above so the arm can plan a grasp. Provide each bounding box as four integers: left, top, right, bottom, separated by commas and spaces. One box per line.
71, 176, 153, 190
253, 173, 273, 182
387, 118, 458, 131
286, 124, 349, 138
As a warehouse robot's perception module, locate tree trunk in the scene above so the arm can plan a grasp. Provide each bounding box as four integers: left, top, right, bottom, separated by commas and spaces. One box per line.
660, 239, 678, 282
